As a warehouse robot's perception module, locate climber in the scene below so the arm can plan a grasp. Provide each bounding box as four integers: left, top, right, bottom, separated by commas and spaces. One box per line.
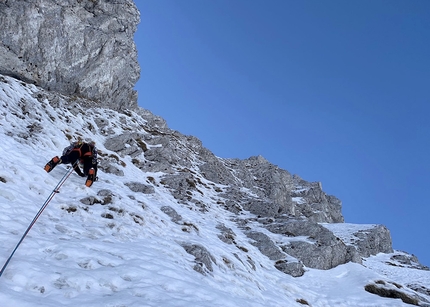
44, 139, 98, 187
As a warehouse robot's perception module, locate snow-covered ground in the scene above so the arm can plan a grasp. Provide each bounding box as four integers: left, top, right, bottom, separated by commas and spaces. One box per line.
0, 75, 429, 306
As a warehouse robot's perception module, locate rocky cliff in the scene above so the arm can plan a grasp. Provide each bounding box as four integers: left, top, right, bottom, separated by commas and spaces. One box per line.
103, 108, 394, 276
0, 0, 403, 277
0, 0, 140, 110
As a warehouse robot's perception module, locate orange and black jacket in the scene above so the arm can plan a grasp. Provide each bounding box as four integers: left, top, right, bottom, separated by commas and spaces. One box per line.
61, 142, 98, 177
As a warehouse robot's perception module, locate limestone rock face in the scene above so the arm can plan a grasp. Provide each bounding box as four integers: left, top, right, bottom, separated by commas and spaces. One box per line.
0, 0, 140, 109
353, 225, 393, 257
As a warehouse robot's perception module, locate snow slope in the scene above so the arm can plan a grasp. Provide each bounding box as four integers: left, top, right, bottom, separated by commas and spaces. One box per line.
0, 75, 429, 306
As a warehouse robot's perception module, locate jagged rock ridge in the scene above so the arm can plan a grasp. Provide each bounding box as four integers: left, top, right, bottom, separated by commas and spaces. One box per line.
103, 103, 394, 276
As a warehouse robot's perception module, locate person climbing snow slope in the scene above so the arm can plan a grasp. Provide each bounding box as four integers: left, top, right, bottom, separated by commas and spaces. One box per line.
44, 140, 98, 187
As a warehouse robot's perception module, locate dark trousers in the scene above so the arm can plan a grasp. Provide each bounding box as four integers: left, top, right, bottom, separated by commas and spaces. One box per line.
61, 152, 95, 176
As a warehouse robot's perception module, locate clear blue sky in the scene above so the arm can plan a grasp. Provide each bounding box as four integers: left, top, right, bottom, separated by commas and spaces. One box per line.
134, 1, 430, 266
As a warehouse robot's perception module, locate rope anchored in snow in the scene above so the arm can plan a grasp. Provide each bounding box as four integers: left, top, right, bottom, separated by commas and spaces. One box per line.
0, 164, 76, 277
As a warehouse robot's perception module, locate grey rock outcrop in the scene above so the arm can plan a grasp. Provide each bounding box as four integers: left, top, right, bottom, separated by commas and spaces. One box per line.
353, 225, 393, 257
291, 178, 344, 223
247, 231, 305, 277
207, 156, 344, 223
160, 206, 183, 224
0, 0, 140, 109
390, 253, 429, 271
125, 182, 155, 194
365, 280, 428, 306
181, 243, 216, 275
247, 231, 286, 261
266, 220, 361, 269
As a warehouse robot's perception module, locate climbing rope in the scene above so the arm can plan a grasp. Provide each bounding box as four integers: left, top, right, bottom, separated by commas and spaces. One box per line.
0, 164, 76, 277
